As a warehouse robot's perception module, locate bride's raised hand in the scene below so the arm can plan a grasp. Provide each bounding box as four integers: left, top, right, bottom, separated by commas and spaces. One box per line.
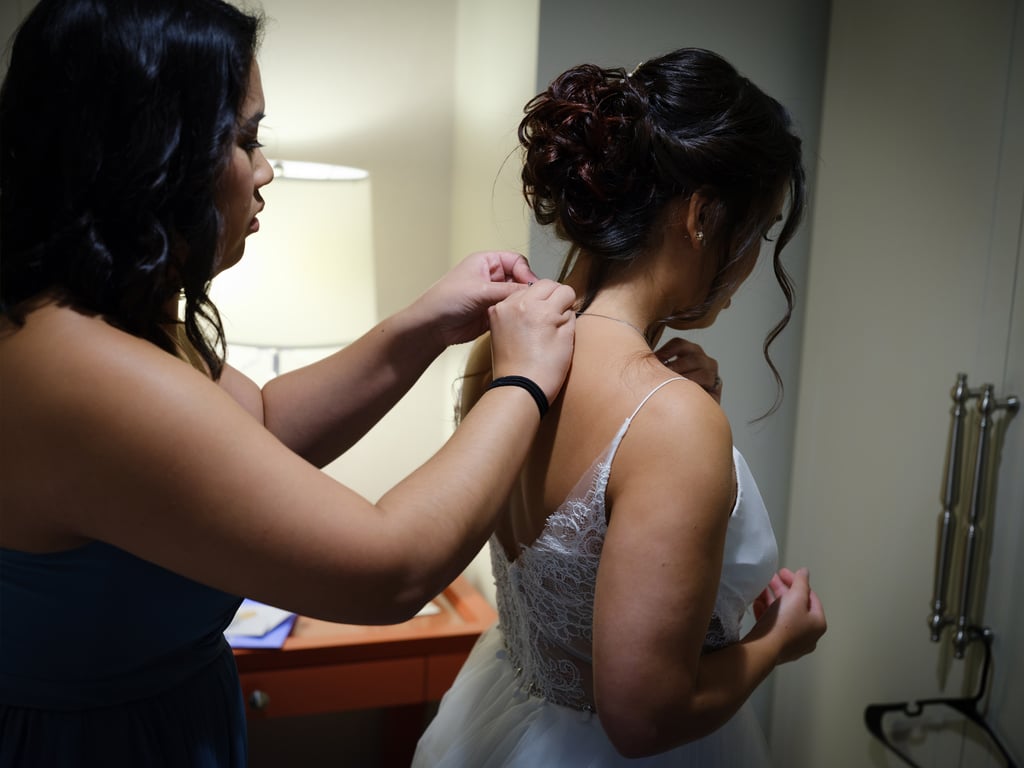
749, 567, 827, 664
654, 337, 723, 402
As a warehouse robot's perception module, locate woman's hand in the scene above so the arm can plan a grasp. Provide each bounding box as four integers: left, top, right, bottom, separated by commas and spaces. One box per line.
750, 567, 827, 665
654, 337, 723, 403
410, 251, 540, 348
488, 279, 576, 405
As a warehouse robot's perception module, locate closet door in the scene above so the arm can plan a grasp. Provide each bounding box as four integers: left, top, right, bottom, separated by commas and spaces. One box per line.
983, 226, 1024, 767
978, 6, 1024, 760
770, 1, 1024, 766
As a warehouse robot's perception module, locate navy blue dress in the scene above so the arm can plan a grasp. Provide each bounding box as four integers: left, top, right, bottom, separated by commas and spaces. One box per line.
0, 541, 246, 766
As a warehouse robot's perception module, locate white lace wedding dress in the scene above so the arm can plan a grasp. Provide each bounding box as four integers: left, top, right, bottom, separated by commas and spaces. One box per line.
414, 378, 779, 767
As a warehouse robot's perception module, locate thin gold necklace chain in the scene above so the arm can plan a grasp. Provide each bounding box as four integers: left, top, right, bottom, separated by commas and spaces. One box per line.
575, 311, 650, 343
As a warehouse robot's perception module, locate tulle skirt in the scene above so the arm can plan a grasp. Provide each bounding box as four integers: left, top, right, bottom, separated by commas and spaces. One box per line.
414, 626, 772, 767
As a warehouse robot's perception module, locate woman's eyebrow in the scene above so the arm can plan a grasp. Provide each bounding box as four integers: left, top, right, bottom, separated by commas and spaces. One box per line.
240, 111, 266, 128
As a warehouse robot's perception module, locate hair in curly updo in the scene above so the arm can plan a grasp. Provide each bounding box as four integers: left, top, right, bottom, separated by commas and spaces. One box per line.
519, 48, 805, 398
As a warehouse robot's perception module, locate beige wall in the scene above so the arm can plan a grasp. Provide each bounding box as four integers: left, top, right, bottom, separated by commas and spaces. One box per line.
313, 0, 541, 597
447, 0, 542, 599
237, 1, 538, 526
253, 0, 460, 506
257, 1, 457, 318
254, 0, 541, 510
0, 0, 32, 57
771, 2, 1023, 765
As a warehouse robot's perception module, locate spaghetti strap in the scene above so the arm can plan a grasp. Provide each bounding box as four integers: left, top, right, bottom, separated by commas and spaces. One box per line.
625, 376, 687, 423
604, 377, 688, 463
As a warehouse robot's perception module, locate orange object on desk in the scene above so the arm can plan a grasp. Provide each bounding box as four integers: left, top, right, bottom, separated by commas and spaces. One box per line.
232, 576, 496, 720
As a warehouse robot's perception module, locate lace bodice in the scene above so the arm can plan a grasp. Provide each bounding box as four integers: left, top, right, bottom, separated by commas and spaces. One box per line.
490, 378, 778, 711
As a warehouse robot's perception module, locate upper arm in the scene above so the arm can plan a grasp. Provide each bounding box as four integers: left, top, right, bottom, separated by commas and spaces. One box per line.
592, 385, 735, 752
6, 327, 413, 622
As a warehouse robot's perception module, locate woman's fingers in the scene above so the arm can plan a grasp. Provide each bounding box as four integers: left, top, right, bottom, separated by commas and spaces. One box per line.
654, 337, 722, 401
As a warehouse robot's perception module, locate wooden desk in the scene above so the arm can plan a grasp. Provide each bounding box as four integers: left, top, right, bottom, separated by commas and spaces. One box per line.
233, 576, 496, 723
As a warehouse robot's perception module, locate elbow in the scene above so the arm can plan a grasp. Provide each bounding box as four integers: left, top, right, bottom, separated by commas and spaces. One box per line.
351, 569, 442, 625
598, 691, 715, 758
597, 680, 672, 757
598, 716, 712, 765
335, 523, 454, 625
382, 581, 438, 623
379, 555, 458, 623
599, 702, 677, 759
310, 554, 443, 626
601, 713, 668, 759
605, 734, 657, 760
315, 578, 436, 626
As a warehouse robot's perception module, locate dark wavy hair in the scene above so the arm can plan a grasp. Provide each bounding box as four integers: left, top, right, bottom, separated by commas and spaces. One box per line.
519, 48, 805, 408
0, 0, 265, 378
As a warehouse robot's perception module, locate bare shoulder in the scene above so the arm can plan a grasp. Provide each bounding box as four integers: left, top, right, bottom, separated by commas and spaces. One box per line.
625, 365, 732, 459
3, 303, 261, 420
1, 304, 172, 419
606, 364, 735, 520
0, 303, 278, 545
1, 303, 222, 418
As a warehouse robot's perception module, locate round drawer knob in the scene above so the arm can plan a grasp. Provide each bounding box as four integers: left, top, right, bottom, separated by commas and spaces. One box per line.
248, 689, 271, 711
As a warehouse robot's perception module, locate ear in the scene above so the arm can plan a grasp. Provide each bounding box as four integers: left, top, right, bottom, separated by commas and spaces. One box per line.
684, 191, 711, 248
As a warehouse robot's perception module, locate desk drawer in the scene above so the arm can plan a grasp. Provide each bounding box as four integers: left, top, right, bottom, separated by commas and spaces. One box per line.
425, 652, 469, 700
240, 658, 426, 719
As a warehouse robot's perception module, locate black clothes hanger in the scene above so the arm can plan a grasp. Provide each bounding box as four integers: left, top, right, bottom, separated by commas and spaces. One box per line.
864, 636, 1017, 768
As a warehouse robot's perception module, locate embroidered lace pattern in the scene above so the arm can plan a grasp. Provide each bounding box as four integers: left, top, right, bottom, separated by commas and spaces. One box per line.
491, 379, 757, 712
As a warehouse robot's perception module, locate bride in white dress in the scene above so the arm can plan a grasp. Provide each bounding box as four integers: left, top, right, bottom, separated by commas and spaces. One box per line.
414, 47, 827, 767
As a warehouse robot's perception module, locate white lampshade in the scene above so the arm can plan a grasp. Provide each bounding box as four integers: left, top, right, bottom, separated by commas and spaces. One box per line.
210, 160, 376, 348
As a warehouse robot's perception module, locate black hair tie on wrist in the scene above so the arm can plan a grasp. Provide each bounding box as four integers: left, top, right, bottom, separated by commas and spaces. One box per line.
486, 375, 549, 418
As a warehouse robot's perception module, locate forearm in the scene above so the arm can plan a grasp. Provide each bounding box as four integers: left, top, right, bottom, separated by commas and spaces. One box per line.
603, 631, 781, 757
625, 569, 826, 755
679, 632, 781, 741
260, 305, 445, 466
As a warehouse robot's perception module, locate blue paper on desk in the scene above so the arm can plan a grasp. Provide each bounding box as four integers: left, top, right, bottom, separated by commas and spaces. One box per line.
225, 599, 298, 649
